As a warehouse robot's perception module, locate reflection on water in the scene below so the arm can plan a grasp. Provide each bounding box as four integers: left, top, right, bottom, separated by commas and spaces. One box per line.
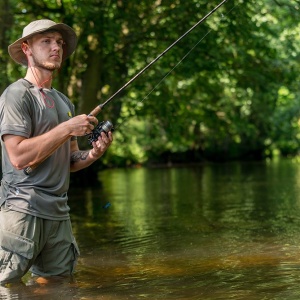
0, 276, 78, 300
2, 159, 300, 299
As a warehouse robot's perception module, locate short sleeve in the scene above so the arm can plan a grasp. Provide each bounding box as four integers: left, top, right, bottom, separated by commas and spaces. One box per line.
0, 83, 33, 139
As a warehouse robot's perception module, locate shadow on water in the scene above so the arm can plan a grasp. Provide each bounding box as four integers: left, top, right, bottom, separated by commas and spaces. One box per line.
2, 159, 300, 299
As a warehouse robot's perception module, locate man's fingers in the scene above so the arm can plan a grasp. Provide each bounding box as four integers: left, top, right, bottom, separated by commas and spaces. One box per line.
87, 115, 98, 126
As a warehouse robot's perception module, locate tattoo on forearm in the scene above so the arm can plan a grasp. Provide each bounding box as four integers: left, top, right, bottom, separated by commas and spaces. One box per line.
70, 151, 89, 164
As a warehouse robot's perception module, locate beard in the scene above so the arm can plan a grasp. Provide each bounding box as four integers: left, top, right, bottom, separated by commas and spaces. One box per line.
32, 55, 61, 71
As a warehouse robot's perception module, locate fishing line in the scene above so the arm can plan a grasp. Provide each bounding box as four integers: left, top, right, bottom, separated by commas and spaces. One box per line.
114, 31, 212, 131
114, 1, 241, 132
89, 0, 230, 118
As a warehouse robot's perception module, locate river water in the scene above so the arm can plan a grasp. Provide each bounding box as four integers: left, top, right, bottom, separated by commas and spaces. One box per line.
1, 159, 300, 299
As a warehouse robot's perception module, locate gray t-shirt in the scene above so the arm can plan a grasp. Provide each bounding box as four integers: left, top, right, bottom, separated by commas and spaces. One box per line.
0, 79, 76, 220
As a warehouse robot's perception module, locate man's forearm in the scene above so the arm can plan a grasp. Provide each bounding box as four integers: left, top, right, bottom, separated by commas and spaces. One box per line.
70, 149, 102, 172
4, 123, 72, 170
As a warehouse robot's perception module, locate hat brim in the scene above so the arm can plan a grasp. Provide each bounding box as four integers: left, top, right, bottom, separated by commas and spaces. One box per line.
8, 23, 77, 66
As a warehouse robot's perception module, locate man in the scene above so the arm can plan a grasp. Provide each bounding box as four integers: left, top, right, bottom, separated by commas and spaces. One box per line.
0, 19, 113, 283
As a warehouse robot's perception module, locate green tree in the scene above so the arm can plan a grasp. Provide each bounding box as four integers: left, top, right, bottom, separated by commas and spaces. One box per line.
2, 0, 300, 172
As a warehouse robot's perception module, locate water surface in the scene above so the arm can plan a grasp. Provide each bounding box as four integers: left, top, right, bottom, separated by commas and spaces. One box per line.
2, 159, 300, 299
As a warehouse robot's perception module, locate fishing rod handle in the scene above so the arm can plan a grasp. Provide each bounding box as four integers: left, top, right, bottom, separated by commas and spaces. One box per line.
89, 104, 102, 117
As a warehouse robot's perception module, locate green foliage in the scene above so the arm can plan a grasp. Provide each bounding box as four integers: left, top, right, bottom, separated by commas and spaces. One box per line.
2, 0, 300, 166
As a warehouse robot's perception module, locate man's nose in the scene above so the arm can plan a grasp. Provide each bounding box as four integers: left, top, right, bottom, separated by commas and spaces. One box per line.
51, 40, 64, 49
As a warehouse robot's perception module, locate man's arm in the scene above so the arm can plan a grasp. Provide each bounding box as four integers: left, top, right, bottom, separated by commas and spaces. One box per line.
3, 114, 99, 170
70, 131, 113, 172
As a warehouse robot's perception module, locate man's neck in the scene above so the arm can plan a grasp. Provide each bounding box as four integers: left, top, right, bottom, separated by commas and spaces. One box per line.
25, 67, 53, 89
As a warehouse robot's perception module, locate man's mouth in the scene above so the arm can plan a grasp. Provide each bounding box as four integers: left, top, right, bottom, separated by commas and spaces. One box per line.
50, 54, 61, 59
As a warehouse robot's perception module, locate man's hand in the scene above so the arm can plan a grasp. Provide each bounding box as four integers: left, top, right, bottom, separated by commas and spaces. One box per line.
65, 114, 99, 136
90, 131, 113, 159
69, 131, 113, 172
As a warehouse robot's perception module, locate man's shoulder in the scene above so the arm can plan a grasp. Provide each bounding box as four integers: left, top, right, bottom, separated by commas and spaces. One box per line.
1, 79, 29, 99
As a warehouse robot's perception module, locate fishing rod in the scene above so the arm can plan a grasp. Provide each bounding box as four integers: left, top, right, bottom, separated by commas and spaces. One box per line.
87, 0, 229, 144
24, 0, 228, 175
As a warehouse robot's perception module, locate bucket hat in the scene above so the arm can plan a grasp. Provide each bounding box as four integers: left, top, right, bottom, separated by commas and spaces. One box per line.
8, 19, 77, 66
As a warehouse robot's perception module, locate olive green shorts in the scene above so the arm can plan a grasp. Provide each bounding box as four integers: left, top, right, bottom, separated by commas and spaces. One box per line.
0, 205, 80, 284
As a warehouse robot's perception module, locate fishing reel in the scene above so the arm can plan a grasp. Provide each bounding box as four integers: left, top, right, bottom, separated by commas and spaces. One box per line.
88, 120, 114, 145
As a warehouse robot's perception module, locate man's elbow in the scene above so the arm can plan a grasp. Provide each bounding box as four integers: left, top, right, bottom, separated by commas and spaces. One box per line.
11, 160, 28, 170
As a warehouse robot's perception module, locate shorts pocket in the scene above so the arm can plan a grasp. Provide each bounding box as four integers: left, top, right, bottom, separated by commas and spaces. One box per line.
0, 229, 34, 282
0, 229, 34, 259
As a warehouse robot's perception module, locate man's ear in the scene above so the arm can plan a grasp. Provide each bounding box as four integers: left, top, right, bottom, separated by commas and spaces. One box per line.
21, 42, 31, 56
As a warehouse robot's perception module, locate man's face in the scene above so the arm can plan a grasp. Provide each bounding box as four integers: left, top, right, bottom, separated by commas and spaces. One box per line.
27, 31, 64, 70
